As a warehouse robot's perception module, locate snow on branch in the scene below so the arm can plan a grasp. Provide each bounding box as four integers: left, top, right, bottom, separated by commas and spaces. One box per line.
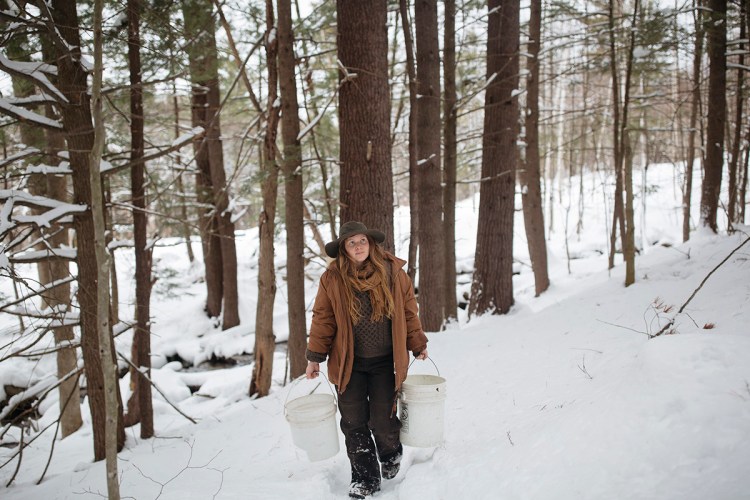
102, 126, 205, 176
0, 98, 63, 130
0, 276, 76, 313
2, 94, 58, 107
9, 248, 78, 263
0, 54, 67, 104
0, 189, 86, 212
0, 147, 41, 169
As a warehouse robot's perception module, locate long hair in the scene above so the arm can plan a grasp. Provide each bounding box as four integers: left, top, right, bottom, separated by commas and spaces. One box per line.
334, 235, 395, 324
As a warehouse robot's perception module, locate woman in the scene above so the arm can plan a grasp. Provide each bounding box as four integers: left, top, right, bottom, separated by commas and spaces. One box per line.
305, 221, 429, 499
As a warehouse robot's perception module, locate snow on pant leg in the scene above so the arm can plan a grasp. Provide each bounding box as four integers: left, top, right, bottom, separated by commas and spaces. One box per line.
338, 363, 379, 483
365, 355, 402, 462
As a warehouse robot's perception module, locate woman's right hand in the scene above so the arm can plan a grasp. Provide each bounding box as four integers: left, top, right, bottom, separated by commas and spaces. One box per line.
305, 362, 320, 379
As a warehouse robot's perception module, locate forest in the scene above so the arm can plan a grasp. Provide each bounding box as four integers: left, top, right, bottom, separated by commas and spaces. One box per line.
0, 0, 748, 498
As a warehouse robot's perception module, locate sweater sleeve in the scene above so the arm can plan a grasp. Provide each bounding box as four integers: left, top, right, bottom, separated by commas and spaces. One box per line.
307, 273, 338, 358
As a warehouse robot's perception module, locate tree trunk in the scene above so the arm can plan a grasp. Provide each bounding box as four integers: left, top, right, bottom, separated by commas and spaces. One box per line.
442, 0, 458, 319
51, 0, 123, 462
7, 29, 83, 437
182, 0, 224, 322
337, 0, 394, 248
520, 0, 550, 297
91, 0, 121, 495
469, 0, 519, 316
250, 0, 281, 398
683, 0, 704, 242
727, 0, 745, 228
277, 0, 307, 379
622, 0, 641, 287
607, 0, 625, 270
700, 0, 727, 232
126, 0, 154, 438
173, 80, 195, 263
414, 0, 444, 330
399, 0, 419, 284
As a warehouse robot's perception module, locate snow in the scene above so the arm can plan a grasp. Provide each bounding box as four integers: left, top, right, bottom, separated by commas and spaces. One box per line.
0, 163, 749, 499
171, 126, 205, 148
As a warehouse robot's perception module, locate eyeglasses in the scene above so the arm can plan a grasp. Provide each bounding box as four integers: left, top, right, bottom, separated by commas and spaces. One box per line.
346, 237, 369, 248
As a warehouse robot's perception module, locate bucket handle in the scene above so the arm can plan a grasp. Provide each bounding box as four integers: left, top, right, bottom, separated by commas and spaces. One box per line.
283, 371, 338, 412
407, 355, 440, 377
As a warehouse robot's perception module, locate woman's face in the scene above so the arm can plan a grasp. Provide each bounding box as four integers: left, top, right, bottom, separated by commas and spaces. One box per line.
344, 233, 370, 266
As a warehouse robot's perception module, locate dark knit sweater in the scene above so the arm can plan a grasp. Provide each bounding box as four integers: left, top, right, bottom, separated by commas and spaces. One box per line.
352, 290, 392, 358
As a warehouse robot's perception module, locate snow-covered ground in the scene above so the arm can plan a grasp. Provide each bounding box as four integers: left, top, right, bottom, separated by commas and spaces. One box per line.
1, 163, 749, 499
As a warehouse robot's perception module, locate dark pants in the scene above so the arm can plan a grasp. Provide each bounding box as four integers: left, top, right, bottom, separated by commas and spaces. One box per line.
338, 355, 402, 484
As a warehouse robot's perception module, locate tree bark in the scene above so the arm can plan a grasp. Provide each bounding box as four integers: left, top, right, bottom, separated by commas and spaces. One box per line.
520, 0, 550, 297
337, 0, 394, 248
622, 0, 641, 287
700, 0, 727, 232
607, 0, 625, 270
399, 0, 419, 284
7, 27, 83, 438
469, 0, 519, 316
250, 0, 281, 398
91, 0, 121, 495
442, 0, 458, 319
182, 0, 240, 327
50, 0, 124, 462
727, 0, 745, 228
126, 0, 154, 438
277, 0, 307, 379
683, 0, 704, 242
415, 0, 444, 330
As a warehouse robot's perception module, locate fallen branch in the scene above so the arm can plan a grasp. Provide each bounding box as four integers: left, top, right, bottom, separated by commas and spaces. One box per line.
653, 235, 750, 337
116, 351, 197, 424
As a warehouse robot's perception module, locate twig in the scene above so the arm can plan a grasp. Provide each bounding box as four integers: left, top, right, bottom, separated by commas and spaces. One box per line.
37, 371, 82, 484
596, 318, 650, 337
5, 422, 24, 487
506, 431, 514, 446
116, 351, 197, 424
577, 355, 593, 379
654, 235, 750, 337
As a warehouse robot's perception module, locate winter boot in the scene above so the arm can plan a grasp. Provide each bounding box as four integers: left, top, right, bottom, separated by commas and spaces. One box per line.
380, 444, 402, 480
349, 479, 381, 499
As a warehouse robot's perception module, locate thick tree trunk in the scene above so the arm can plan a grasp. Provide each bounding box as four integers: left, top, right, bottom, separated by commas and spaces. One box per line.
700, 0, 727, 231
337, 0, 394, 248
126, 0, 154, 438
45, 125, 83, 438
683, 0, 704, 242
414, 0, 445, 330
277, 0, 307, 379
182, 0, 236, 327
442, 0, 458, 319
469, 0, 519, 316
520, 0, 550, 297
51, 0, 124, 462
250, 0, 281, 398
8, 30, 83, 437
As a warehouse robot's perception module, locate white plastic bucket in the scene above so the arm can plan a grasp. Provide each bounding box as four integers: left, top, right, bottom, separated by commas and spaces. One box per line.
399, 374, 447, 447
285, 392, 339, 461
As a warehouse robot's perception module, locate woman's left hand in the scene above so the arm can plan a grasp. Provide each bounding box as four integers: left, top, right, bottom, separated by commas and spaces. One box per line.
416, 349, 428, 360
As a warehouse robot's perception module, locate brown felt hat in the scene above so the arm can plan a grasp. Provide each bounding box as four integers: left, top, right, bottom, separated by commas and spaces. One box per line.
325, 221, 385, 258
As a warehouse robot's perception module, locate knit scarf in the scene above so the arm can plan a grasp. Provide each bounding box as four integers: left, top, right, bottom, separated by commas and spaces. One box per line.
343, 260, 394, 324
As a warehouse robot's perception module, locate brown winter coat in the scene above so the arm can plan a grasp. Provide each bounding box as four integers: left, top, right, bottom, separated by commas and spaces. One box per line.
307, 253, 428, 394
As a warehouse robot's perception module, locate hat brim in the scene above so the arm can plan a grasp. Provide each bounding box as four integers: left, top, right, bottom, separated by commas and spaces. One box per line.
325, 229, 385, 258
